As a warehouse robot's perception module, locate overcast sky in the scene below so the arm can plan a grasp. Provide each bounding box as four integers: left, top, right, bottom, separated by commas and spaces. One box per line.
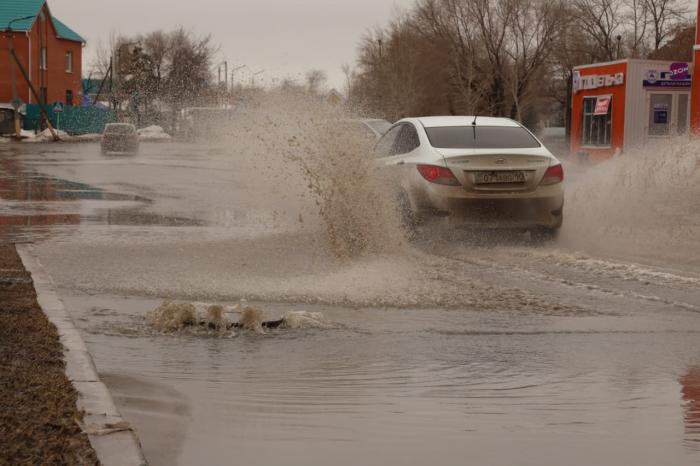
48, 0, 414, 89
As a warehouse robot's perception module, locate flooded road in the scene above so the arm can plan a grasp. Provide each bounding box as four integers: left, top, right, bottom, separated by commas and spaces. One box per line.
1, 140, 699, 465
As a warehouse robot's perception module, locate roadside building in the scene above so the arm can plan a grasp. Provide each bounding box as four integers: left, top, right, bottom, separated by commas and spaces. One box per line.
325, 89, 345, 106
0, 0, 85, 109
571, 1, 700, 162
570, 60, 692, 162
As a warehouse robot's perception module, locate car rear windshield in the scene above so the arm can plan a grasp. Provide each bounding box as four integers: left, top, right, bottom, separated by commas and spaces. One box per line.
425, 126, 541, 149
105, 125, 135, 134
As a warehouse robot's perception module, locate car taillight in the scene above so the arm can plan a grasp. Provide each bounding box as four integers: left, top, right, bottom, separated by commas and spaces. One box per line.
417, 164, 460, 186
540, 164, 564, 185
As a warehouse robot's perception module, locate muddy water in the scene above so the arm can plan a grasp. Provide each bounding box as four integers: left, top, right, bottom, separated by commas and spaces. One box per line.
63, 292, 700, 466
1, 138, 700, 465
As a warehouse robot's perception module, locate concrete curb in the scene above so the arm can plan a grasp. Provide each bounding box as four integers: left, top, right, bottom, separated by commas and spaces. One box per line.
17, 245, 148, 466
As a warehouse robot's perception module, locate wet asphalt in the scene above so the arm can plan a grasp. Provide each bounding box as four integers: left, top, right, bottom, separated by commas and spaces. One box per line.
1, 141, 699, 466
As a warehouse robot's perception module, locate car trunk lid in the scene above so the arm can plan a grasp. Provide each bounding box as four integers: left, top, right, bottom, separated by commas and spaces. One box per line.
436, 149, 553, 193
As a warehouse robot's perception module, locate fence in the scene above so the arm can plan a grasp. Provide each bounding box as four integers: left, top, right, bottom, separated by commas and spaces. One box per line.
23, 105, 116, 135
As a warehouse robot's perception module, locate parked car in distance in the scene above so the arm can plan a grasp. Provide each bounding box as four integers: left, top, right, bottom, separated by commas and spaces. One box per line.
374, 116, 564, 235
101, 123, 139, 155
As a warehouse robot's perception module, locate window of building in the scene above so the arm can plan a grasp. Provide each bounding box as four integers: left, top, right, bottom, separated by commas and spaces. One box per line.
40, 47, 47, 70
581, 96, 613, 147
66, 90, 74, 106
65, 51, 73, 73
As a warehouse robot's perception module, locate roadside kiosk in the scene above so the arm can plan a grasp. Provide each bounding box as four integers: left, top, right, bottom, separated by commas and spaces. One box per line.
571, 0, 700, 162
570, 59, 693, 163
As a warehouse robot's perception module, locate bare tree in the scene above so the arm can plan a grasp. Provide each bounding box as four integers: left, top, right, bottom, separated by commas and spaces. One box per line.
346, 0, 692, 128
504, 0, 566, 120
648, 21, 695, 61
157, 28, 216, 110
414, 0, 493, 115
643, 0, 688, 51
305, 69, 327, 95
572, 0, 624, 61
624, 0, 649, 57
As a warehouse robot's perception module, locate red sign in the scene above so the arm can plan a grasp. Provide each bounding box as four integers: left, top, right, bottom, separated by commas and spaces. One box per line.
594, 96, 611, 115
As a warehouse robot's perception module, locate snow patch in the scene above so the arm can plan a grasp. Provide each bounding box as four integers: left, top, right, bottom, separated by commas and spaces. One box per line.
138, 125, 171, 141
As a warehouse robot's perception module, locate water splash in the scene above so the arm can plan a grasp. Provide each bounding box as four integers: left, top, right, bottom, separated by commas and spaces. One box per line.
222, 92, 407, 258
281, 310, 329, 329
236, 305, 265, 333
561, 137, 700, 265
146, 300, 197, 332
145, 300, 330, 336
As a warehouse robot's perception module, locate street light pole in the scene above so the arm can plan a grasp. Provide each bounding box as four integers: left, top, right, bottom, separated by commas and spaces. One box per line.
251, 69, 265, 88
230, 65, 246, 92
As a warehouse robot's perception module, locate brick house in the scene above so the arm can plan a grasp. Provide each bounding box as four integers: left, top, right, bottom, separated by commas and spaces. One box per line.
0, 0, 84, 108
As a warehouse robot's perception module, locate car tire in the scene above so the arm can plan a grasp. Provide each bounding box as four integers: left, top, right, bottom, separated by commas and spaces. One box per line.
397, 191, 418, 238
534, 226, 560, 241
533, 213, 562, 241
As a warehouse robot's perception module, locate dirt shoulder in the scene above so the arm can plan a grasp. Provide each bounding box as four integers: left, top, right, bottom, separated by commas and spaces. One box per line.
0, 243, 98, 465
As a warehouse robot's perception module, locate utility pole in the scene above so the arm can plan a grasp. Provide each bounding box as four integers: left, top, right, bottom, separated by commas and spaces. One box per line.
6, 15, 38, 139
251, 69, 265, 88
8, 30, 21, 138
9, 48, 59, 140
231, 65, 246, 92
224, 61, 228, 91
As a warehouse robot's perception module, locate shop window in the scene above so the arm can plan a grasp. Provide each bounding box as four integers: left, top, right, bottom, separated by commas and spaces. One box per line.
65, 51, 73, 73
581, 96, 612, 147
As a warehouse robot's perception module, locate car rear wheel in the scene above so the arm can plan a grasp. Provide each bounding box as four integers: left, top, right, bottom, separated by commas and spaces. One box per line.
533, 226, 560, 241
533, 212, 562, 241
397, 191, 418, 238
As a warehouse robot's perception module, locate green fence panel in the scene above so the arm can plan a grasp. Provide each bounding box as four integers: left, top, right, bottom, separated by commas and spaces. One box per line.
23, 105, 116, 135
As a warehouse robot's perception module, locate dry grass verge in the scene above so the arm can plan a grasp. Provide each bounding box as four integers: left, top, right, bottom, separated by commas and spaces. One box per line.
0, 244, 98, 465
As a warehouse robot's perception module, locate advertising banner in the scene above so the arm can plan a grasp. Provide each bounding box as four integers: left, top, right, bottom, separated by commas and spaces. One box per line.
594, 96, 612, 115
643, 63, 692, 88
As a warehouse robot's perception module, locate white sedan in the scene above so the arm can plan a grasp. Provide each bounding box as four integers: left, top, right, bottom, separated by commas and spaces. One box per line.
374, 116, 564, 234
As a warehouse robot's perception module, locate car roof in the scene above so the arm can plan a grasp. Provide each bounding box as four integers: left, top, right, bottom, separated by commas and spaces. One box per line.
413, 116, 521, 128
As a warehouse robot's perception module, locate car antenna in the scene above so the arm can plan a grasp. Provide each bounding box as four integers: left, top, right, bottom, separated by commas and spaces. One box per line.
471, 115, 477, 139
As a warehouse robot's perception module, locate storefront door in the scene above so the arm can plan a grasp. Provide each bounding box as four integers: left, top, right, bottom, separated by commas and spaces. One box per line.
647, 92, 690, 137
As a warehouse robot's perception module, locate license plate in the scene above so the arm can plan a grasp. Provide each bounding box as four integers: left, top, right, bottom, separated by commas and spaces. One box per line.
474, 171, 525, 184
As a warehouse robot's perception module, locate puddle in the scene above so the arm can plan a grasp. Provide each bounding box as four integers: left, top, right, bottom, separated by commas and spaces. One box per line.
0, 158, 147, 203
61, 291, 700, 466
0, 155, 204, 241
